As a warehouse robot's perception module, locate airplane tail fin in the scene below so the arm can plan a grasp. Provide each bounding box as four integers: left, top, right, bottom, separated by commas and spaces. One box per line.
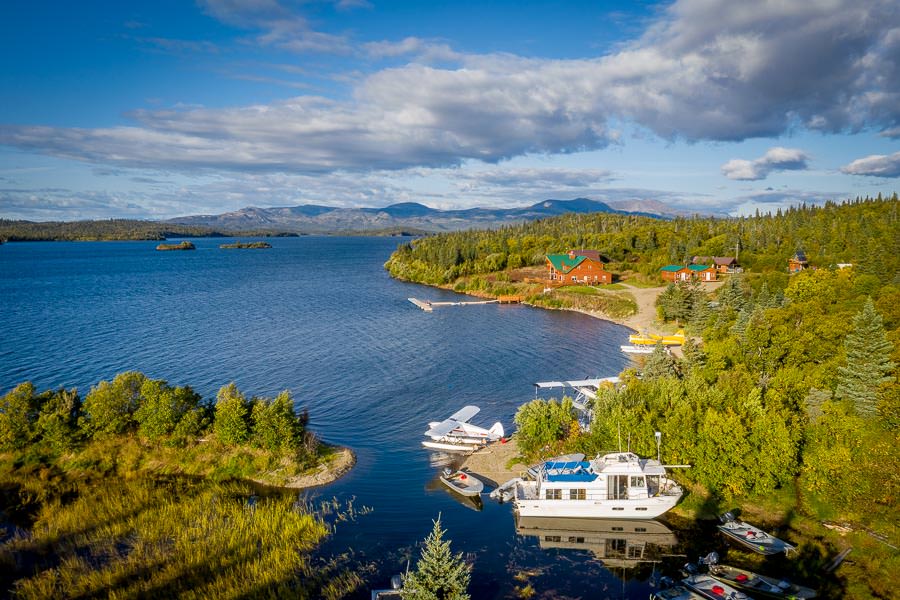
489, 422, 504, 439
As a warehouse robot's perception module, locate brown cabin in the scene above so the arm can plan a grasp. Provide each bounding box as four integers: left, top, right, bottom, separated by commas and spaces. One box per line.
546, 250, 612, 285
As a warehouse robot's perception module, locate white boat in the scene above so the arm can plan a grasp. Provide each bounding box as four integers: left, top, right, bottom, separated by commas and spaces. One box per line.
489, 477, 522, 502
513, 451, 684, 518
422, 405, 504, 452
439, 468, 484, 497
681, 573, 749, 600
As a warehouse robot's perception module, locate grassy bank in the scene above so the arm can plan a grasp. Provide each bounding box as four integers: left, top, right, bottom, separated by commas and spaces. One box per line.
0, 461, 361, 599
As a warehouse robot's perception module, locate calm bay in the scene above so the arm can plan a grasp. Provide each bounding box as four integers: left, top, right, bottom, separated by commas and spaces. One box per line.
0, 236, 681, 598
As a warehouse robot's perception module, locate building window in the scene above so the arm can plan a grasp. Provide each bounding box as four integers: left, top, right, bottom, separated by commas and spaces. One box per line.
630, 476, 645, 487
569, 489, 586, 500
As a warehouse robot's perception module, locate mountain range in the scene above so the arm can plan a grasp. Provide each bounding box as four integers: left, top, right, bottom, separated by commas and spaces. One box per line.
167, 198, 688, 234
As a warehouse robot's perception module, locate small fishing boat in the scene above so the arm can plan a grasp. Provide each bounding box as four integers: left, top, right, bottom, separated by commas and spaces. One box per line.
489, 477, 522, 502
651, 585, 706, 600
717, 512, 796, 555
681, 573, 749, 600
440, 468, 484, 497
708, 563, 817, 598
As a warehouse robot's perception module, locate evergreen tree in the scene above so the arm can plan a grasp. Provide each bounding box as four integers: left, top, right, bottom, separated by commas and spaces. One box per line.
401, 515, 470, 600
214, 383, 250, 445
642, 344, 678, 380
835, 298, 896, 417
680, 337, 706, 375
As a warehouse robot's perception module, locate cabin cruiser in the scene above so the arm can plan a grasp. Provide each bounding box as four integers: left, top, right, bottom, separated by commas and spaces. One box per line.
512, 452, 683, 518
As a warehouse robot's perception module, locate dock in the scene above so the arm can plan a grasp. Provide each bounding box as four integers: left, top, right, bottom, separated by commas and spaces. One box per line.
407, 296, 521, 312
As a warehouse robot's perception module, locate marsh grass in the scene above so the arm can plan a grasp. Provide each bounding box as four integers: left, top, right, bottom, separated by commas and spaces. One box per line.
0, 471, 363, 599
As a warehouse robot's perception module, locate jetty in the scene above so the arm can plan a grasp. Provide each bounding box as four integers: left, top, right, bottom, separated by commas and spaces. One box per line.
408, 296, 521, 312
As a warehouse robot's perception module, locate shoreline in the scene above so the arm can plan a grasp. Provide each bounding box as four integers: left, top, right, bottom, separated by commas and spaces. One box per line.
281, 446, 356, 489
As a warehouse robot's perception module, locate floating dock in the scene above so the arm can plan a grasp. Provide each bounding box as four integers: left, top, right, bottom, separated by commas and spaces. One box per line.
408, 296, 521, 312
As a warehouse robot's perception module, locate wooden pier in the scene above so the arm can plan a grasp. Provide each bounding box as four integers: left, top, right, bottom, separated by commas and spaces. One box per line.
408, 296, 521, 312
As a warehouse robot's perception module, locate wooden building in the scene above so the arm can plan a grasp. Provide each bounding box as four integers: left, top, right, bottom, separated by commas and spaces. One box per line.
788, 251, 808, 273
660, 264, 691, 282
692, 256, 740, 274
687, 264, 717, 281
546, 250, 612, 285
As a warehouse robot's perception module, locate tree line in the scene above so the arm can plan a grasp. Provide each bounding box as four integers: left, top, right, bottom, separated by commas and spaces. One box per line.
0, 218, 299, 241
385, 195, 899, 285
0, 371, 317, 463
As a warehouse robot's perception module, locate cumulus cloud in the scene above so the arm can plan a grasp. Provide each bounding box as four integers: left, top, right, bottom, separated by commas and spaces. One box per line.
721, 147, 810, 180
841, 151, 900, 177
1, 0, 899, 175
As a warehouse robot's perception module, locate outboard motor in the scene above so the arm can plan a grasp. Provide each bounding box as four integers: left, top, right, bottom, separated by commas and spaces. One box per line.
719, 511, 736, 523
699, 551, 720, 567
682, 562, 699, 576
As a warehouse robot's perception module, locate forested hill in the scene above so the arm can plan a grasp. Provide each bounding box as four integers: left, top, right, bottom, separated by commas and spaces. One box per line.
0, 219, 300, 241
385, 195, 899, 285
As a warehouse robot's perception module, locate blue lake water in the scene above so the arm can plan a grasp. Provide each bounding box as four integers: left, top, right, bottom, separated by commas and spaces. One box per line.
0, 237, 691, 598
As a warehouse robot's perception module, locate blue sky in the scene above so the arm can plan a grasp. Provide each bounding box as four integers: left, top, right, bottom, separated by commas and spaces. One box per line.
1, 0, 898, 221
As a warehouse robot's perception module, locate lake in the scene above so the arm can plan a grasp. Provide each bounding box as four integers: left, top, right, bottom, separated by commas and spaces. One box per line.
0, 236, 692, 598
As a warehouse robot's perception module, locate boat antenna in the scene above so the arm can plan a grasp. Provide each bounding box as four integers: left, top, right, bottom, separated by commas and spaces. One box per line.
655, 431, 662, 463
617, 422, 621, 452
627, 432, 631, 452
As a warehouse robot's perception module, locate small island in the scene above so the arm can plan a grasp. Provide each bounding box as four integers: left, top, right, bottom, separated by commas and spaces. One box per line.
220, 241, 272, 249
156, 240, 196, 251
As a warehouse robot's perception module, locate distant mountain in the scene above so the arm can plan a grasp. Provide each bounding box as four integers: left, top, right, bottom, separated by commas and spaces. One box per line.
166, 197, 675, 234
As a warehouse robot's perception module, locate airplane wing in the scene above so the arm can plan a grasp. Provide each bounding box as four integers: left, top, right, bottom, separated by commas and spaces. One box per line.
424, 406, 480, 438
448, 405, 479, 423
425, 418, 459, 438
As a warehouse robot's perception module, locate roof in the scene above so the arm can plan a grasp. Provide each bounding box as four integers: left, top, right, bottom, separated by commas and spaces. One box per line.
546, 253, 586, 273
687, 264, 715, 272
792, 251, 808, 262
660, 264, 686, 272
571, 249, 603, 262
693, 256, 737, 266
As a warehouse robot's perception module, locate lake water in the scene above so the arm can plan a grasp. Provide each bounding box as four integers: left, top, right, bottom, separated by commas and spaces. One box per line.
0, 237, 696, 598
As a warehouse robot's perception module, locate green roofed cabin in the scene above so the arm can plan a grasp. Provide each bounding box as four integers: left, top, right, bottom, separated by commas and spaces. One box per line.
660, 264, 689, 282
687, 263, 717, 281
546, 250, 612, 285
661, 264, 717, 282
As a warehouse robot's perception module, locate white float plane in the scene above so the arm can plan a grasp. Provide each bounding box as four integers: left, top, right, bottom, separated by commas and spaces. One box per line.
422, 405, 504, 452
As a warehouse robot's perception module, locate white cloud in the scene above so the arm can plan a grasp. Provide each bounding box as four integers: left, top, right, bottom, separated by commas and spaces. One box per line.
841, 151, 900, 177
721, 147, 810, 180
1, 0, 898, 177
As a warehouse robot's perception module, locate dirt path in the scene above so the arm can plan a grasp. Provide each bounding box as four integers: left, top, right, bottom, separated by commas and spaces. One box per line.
458, 437, 526, 489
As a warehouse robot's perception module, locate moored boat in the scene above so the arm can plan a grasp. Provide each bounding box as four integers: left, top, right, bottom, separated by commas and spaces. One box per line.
651, 585, 706, 600
707, 562, 817, 598
681, 573, 749, 600
440, 468, 484, 497
513, 451, 684, 518
717, 513, 796, 555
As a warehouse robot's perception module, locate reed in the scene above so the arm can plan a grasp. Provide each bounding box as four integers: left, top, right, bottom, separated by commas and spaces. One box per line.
0, 473, 363, 599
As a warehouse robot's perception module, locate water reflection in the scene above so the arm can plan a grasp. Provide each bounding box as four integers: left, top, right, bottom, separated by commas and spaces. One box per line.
515, 517, 678, 570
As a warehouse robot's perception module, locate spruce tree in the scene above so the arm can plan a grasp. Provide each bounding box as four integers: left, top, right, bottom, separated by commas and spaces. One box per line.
401, 515, 470, 600
642, 343, 678, 380
835, 298, 896, 417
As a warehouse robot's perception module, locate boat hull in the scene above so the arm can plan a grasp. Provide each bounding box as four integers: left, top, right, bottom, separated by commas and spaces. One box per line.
514, 494, 680, 519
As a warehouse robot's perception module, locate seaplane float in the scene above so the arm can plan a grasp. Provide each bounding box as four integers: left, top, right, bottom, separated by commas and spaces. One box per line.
422, 405, 504, 452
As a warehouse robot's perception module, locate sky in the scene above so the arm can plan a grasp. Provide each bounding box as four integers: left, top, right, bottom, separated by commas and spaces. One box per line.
1, 0, 899, 221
